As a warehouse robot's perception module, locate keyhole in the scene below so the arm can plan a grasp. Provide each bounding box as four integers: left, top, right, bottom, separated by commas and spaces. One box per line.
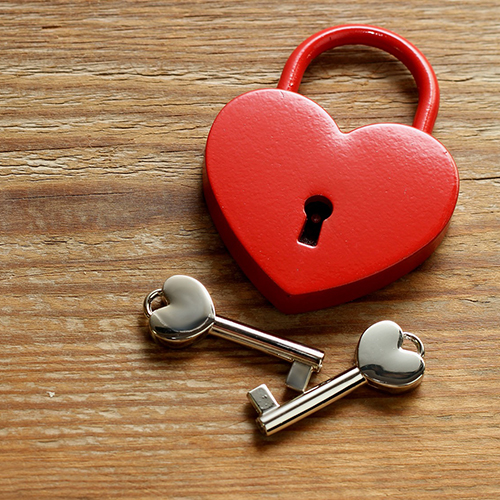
298, 196, 333, 247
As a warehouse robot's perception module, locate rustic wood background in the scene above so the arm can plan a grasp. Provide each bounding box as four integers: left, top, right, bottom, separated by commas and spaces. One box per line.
0, 1, 498, 498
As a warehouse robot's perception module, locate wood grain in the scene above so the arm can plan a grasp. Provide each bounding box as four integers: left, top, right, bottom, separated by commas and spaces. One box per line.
0, 1, 498, 498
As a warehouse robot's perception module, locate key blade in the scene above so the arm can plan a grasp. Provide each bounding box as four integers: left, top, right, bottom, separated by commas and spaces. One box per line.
247, 384, 279, 415
286, 361, 314, 392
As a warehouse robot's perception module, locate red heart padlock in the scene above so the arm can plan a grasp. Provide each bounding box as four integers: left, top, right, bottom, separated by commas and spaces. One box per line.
204, 25, 459, 314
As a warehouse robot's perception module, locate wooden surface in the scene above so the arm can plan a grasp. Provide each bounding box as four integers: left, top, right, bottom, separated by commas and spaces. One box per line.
0, 1, 498, 498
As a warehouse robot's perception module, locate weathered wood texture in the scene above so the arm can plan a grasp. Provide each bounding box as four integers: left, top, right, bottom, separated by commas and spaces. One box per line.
0, 1, 498, 498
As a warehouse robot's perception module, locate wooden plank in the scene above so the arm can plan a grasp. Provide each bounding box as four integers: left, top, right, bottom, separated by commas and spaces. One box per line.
0, 1, 498, 498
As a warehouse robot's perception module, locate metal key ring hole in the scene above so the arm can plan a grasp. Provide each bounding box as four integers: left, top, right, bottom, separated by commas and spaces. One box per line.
402, 332, 425, 358
143, 288, 166, 318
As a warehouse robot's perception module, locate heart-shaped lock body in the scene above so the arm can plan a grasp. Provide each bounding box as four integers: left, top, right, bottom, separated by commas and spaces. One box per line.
204, 25, 459, 313
356, 320, 425, 392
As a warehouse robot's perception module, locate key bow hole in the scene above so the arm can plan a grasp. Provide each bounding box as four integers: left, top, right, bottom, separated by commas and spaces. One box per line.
298, 196, 333, 247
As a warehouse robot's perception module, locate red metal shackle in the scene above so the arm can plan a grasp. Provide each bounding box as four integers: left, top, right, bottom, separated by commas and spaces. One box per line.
277, 25, 440, 134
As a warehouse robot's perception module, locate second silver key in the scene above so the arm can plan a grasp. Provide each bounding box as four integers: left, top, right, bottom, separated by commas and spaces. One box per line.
143, 275, 324, 391
248, 320, 425, 435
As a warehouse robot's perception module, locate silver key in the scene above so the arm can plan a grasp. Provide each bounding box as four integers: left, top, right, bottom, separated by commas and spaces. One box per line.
143, 275, 324, 392
248, 320, 425, 435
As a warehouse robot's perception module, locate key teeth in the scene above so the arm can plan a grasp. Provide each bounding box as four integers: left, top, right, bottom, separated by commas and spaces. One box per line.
286, 361, 314, 392
247, 384, 279, 415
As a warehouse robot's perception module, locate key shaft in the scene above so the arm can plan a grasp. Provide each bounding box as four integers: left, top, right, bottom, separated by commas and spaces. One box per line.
212, 316, 324, 371
212, 316, 324, 391
249, 368, 366, 436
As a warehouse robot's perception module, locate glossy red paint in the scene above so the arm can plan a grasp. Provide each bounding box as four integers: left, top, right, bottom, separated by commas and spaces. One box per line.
204, 25, 459, 314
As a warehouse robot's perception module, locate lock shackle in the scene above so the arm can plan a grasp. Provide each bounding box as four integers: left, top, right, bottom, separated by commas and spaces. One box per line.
277, 25, 439, 134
